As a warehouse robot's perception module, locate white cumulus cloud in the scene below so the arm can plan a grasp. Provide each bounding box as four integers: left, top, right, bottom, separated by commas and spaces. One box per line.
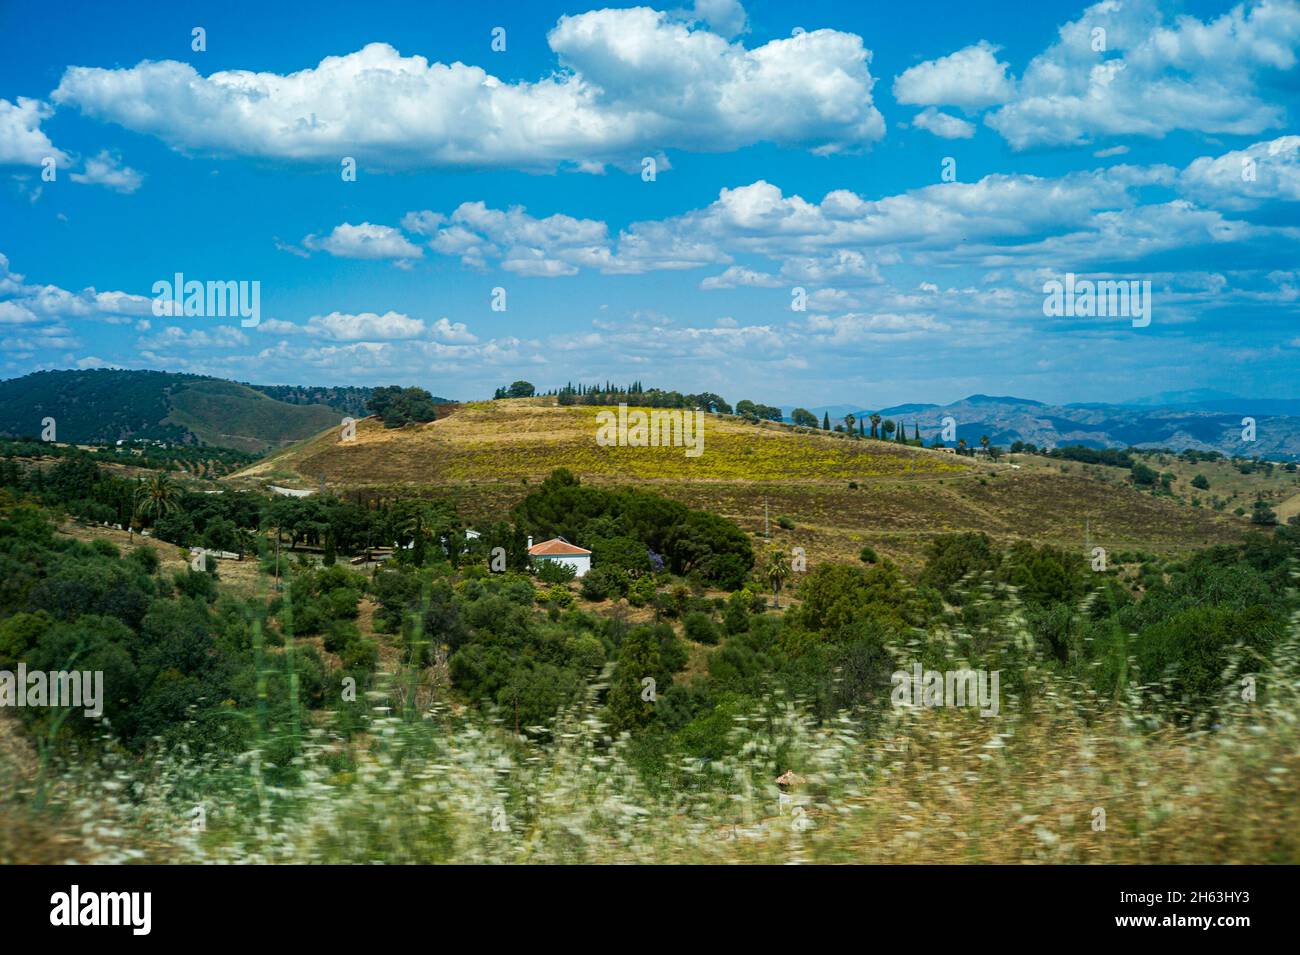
911, 107, 977, 140
52, 7, 884, 172
0, 98, 67, 166
985, 0, 1300, 150
303, 223, 424, 260
893, 42, 1014, 109
1179, 135, 1300, 210
303, 310, 427, 340
69, 150, 144, 193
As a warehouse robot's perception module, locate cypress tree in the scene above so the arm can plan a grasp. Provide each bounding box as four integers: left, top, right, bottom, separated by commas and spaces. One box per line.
823, 412, 830, 431
608, 627, 661, 733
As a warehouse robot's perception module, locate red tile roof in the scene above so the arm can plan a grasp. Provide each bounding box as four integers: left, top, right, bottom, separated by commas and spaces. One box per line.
528, 538, 592, 556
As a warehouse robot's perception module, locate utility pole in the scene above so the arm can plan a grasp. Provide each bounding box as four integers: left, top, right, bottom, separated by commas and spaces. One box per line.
764, 499, 770, 539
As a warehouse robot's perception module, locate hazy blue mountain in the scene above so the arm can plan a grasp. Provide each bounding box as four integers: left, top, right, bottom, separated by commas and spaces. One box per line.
1123, 388, 1241, 407
850, 393, 1300, 459
781, 403, 862, 422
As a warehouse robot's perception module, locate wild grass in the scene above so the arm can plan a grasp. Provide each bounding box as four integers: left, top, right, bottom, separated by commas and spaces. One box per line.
5, 607, 1297, 865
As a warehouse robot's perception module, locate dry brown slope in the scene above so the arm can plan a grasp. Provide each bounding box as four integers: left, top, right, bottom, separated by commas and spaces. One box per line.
229, 399, 1247, 567
232, 398, 970, 486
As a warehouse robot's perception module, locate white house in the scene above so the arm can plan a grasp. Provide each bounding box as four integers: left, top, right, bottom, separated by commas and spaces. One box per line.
527, 536, 592, 578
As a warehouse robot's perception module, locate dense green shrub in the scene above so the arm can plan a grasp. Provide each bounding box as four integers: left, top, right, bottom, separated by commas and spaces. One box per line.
683, 611, 720, 645
535, 559, 576, 584
580, 567, 627, 601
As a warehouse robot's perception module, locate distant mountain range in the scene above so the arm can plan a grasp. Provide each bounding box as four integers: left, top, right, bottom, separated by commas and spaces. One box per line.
786, 392, 1300, 459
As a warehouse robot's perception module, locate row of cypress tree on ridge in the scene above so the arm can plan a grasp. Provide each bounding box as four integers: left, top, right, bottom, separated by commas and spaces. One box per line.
791, 408, 923, 444
502, 379, 929, 443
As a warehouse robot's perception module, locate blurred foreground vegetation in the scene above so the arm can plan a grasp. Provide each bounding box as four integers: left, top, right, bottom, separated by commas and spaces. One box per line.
1, 460, 1298, 863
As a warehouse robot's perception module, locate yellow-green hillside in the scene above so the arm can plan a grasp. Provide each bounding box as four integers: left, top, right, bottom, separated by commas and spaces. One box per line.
230, 398, 1249, 570
233, 398, 969, 485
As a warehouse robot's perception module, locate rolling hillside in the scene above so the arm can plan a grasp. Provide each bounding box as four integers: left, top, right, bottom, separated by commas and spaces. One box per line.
236, 398, 966, 485
0, 369, 348, 454
232, 398, 1248, 568
162, 378, 343, 452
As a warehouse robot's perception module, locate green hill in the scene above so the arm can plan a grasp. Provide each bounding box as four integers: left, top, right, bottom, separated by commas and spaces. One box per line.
250, 383, 392, 418
232, 398, 1246, 569
0, 369, 345, 454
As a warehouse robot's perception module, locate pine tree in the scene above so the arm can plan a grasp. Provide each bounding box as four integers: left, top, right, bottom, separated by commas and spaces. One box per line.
608, 627, 661, 733
822, 412, 830, 431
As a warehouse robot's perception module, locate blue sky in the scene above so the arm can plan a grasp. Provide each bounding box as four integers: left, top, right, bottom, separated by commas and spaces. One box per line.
1, 0, 1298, 406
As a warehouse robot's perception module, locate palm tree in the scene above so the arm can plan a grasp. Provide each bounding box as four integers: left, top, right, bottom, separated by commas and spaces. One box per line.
869, 413, 882, 439
980, 435, 991, 453
957, 438, 968, 455
765, 549, 791, 609
395, 505, 436, 566
133, 473, 179, 529
843, 413, 856, 437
